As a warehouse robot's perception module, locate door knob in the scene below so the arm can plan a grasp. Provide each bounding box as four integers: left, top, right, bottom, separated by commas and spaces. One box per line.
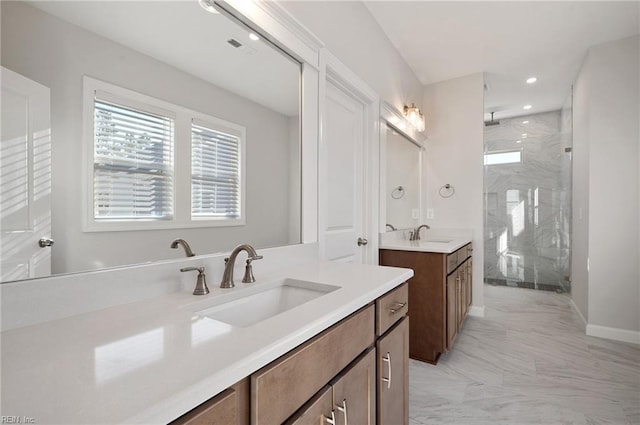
357, 237, 368, 246
38, 238, 54, 248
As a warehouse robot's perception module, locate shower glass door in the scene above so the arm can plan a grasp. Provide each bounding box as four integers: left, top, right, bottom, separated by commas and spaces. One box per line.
483, 106, 572, 293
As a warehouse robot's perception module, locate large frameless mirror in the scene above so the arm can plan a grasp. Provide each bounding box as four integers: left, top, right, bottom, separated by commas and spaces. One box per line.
0, 1, 302, 283
384, 125, 421, 231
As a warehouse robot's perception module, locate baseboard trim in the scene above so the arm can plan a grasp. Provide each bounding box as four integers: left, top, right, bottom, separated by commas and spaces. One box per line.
586, 324, 640, 345
468, 305, 485, 318
569, 298, 587, 331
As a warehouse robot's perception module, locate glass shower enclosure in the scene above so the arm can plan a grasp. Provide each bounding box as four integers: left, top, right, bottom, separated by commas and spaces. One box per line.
483, 105, 573, 293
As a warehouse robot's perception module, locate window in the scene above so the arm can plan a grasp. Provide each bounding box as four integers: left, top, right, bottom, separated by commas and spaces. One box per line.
191, 120, 241, 220
484, 149, 522, 166
93, 95, 174, 220
84, 77, 245, 231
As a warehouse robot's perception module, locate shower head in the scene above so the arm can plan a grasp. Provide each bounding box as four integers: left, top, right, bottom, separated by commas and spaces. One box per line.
485, 112, 500, 127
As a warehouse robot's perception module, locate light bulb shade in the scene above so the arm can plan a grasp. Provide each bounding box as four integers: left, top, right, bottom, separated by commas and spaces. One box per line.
403, 104, 425, 132
416, 112, 425, 132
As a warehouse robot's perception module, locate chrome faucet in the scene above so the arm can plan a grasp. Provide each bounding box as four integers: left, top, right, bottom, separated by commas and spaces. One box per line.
409, 224, 431, 241
386, 223, 397, 231
170, 238, 195, 257
220, 244, 263, 288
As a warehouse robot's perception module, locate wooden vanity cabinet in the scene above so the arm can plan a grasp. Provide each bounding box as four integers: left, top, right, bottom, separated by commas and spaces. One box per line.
171, 283, 409, 425
380, 244, 472, 364
170, 378, 249, 425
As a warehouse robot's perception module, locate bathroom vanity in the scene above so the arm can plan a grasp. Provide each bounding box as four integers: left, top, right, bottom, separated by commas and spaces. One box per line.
379, 234, 472, 364
0, 260, 411, 424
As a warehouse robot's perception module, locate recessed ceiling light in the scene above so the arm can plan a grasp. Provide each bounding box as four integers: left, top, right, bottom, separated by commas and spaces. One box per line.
522, 120, 529, 124
522, 133, 528, 138
198, 0, 219, 13
526, 77, 537, 84
523, 105, 532, 110
516, 140, 522, 144
249, 33, 260, 41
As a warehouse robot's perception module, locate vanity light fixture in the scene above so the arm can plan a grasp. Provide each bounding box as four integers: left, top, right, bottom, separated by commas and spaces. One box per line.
526, 77, 537, 84
403, 103, 425, 132
198, 0, 220, 14
249, 33, 260, 41
523, 104, 532, 110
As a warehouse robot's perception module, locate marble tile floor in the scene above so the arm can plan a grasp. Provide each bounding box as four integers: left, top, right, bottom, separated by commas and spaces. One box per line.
409, 285, 640, 425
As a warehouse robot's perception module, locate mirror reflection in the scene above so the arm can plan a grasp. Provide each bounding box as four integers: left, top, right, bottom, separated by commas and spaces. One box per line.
0, 1, 301, 283
385, 125, 421, 231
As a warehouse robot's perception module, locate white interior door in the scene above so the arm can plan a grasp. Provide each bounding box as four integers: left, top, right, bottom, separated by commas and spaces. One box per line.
322, 80, 364, 262
1, 67, 52, 281
319, 53, 379, 264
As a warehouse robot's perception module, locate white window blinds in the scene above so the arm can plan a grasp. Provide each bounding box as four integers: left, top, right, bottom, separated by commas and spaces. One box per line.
191, 121, 241, 219
93, 95, 174, 220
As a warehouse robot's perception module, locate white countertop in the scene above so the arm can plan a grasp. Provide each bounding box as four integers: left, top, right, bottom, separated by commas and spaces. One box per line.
379, 228, 472, 254
379, 237, 471, 254
0, 261, 412, 424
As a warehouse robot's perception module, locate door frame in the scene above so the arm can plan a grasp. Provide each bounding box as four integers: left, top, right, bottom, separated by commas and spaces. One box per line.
318, 49, 380, 264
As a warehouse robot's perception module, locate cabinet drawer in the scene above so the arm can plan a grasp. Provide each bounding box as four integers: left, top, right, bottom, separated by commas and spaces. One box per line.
171, 378, 249, 425
252, 305, 375, 425
462, 243, 472, 261
376, 283, 408, 336
446, 251, 459, 275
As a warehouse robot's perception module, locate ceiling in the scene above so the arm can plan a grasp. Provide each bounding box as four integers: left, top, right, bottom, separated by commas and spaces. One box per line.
364, 1, 640, 119
29, 1, 300, 117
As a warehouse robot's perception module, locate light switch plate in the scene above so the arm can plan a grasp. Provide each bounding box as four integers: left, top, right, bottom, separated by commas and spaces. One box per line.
427, 208, 434, 219
411, 208, 419, 219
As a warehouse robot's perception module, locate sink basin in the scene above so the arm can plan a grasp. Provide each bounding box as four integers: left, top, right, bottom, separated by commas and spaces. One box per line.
196, 279, 339, 328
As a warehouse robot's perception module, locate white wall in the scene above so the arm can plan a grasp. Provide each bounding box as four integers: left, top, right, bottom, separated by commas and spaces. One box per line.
573, 35, 640, 339
571, 60, 591, 323
2, 2, 298, 275
281, 1, 423, 112
422, 73, 485, 313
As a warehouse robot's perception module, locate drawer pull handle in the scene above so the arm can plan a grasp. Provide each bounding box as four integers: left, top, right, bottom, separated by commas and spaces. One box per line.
336, 399, 348, 425
324, 410, 336, 424
381, 352, 392, 389
389, 302, 407, 314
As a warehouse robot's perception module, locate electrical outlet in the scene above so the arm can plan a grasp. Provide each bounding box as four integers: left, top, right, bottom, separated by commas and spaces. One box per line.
427, 208, 434, 219
411, 209, 419, 219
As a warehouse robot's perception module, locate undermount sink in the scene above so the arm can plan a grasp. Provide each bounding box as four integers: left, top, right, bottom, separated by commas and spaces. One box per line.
195, 279, 339, 328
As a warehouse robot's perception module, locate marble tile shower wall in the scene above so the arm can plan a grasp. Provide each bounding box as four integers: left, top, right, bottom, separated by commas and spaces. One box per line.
483, 111, 572, 292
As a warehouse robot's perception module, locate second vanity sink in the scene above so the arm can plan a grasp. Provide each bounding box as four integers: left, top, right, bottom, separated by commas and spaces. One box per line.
195, 279, 340, 328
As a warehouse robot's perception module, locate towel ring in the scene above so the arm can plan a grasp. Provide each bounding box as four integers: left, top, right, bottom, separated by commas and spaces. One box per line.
391, 186, 405, 199
439, 184, 455, 198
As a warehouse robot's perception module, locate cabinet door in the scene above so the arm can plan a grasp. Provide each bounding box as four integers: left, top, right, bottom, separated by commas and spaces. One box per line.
377, 317, 409, 425
467, 259, 473, 309
286, 386, 334, 425
446, 273, 458, 350
459, 266, 467, 322
332, 348, 376, 425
